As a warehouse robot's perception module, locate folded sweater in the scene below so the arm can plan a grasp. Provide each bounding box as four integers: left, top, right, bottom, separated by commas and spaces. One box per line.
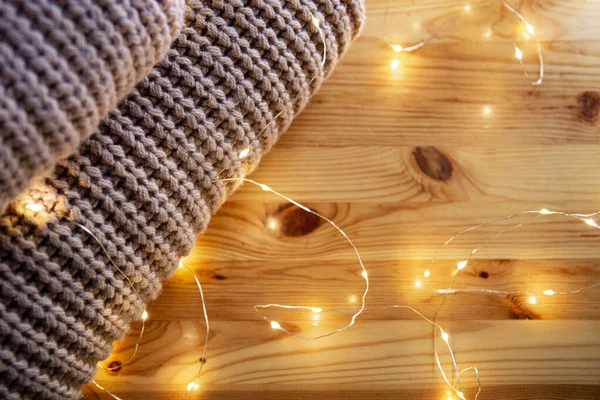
0, 0, 186, 213
0, 0, 365, 398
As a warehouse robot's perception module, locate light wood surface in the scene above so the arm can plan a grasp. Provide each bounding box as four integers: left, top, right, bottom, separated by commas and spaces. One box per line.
89, 1, 600, 399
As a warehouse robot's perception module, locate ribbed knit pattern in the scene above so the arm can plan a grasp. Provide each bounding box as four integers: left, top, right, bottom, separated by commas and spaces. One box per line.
0, 0, 365, 398
0, 0, 186, 214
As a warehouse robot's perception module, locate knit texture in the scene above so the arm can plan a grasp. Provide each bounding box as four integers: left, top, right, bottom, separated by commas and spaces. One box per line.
0, 0, 365, 399
0, 0, 186, 214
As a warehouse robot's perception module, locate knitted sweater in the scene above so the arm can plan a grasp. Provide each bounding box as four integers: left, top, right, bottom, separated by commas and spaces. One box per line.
0, 0, 186, 214
0, 1, 365, 399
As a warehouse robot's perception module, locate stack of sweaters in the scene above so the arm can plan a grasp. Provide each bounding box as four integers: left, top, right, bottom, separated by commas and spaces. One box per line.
0, 0, 365, 398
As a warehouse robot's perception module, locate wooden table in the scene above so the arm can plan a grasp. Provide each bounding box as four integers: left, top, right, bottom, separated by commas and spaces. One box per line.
88, 1, 600, 398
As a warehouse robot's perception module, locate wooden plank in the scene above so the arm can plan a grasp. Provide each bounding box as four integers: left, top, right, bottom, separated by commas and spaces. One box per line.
86, 320, 600, 398
83, 385, 600, 400
149, 259, 600, 321
197, 200, 600, 261
237, 145, 600, 202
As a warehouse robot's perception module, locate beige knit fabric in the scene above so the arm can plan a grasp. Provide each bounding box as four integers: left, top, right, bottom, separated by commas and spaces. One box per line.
0, 0, 364, 398
0, 0, 186, 213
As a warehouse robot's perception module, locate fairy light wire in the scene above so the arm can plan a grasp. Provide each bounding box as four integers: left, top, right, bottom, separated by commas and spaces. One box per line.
21, 204, 210, 399
216, 177, 369, 340
382, 0, 544, 86
422, 208, 600, 398
425, 209, 600, 296
68, 220, 147, 373
181, 263, 210, 398
502, 0, 544, 85
382, 0, 449, 53
237, 11, 326, 160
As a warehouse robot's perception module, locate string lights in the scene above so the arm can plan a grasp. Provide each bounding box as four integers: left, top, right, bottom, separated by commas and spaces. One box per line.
217, 178, 370, 340
13, 6, 598, 400
23, 202, 210, 399
211, 178, 480, 399
424, 209, 600, 297
383, 0, 544, 85
22, 182, 600, 399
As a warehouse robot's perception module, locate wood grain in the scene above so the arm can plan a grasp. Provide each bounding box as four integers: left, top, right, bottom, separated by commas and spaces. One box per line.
90, 0, 600, 398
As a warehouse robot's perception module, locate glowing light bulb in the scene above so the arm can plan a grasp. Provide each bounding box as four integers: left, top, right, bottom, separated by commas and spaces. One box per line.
457, 260, 468, 270
267, 218, 278, 231
311, 307, 322, 314
543, 289, 555, 296
141, 310, 148, 320
187, 382, 199, 391
391, 44, 403, 53
25, 203, 44, 212
361, 270, 368, 279
483, 27, 493, 39
482, 105, 492, 117
424, 269, 431, 278
415, 280, 422, 288
441, 330, 449, 342
584, 218, 598, 227
539, 209, 551, 215
270, 321, 281, 330
178, 261, 184, 268
526, 23, 535, 34
528, 296, 537, 304
464, 4, 471, 12
390, 59, 400, 70
515, 47, 523, 60
238, 147, 250, 159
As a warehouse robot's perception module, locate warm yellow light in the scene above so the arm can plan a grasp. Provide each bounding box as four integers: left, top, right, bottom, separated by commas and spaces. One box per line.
528, 296, 537, 304
539, 208, 551, 215
141, 310, 148, 320
259, 184, 271, 192
311, 307, 322, 314
415, 280, 422, 288
441, 330, 449, 342
464, 4, 471, 12
483, 27, 493, 39
312, 314, 319, 322
424, 269, 431, 278
390, 59, 400, 70
457, 260, 468, 270
526, 23, 535, 34
178, 261, 184, 268
349, 295, 357, 304
270, 321, 281, 330
584, 218, 598, 227
515, 47, 523, 60
391, 44, 403, 53
25, 203, 44, 212
187, 382, 199, 391
238, 147, 250, 159
457, 391, 466, 400
361, 270, 368, 279
267, 218, 278, 231
482, 105, 492, 117
543, 289, 555, 296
